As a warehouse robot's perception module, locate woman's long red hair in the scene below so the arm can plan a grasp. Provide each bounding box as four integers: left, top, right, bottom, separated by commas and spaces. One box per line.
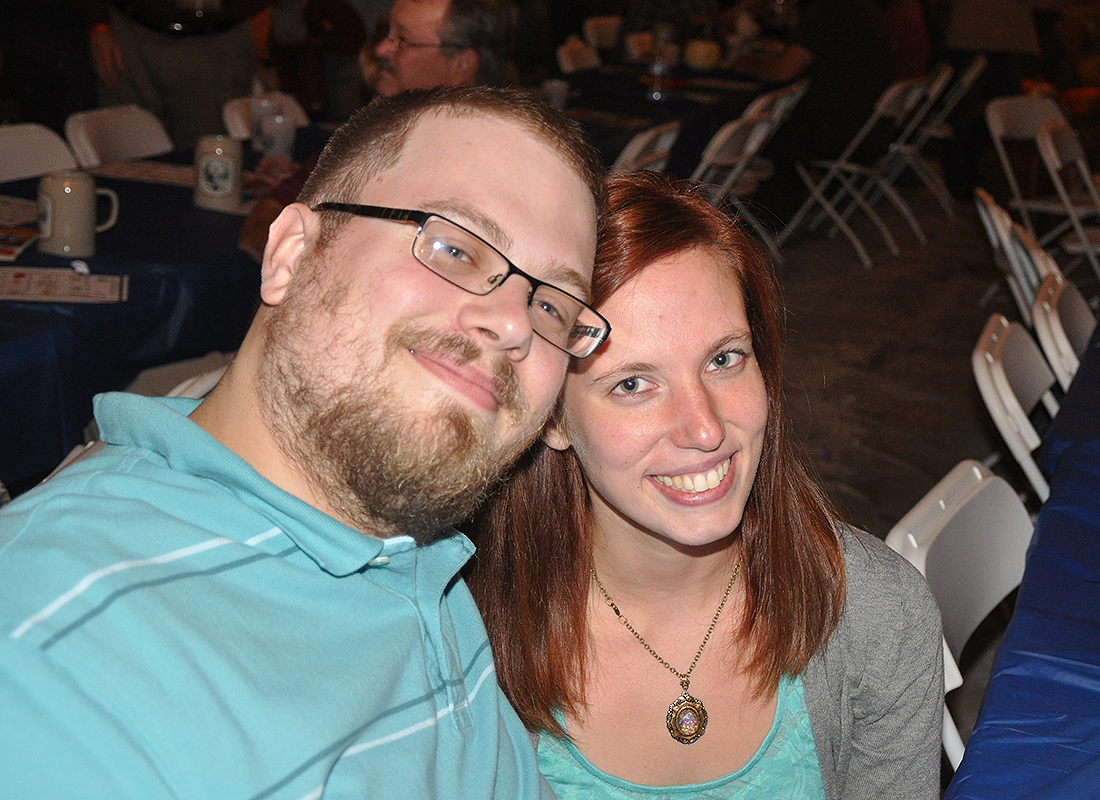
466, 172, 845, 736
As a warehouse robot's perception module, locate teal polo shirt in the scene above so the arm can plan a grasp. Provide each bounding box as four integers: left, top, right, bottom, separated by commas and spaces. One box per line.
0, 393, 553, 799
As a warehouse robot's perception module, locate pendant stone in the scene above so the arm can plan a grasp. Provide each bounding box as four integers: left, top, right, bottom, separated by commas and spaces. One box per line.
666, 691, 708, 744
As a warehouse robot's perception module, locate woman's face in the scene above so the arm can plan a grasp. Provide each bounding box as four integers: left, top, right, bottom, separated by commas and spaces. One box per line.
546, 248, 769, 550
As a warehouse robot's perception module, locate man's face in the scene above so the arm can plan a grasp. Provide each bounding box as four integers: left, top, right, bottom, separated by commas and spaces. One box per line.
373, 0, 472, 96
259, 111, 597, 540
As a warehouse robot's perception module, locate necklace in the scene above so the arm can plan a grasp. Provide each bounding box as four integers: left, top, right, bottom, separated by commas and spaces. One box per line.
591, 555, 743, 745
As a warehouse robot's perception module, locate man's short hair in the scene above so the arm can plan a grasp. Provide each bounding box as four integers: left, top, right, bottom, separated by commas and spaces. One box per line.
298, 85, 606, 253
442, 0, 518, 86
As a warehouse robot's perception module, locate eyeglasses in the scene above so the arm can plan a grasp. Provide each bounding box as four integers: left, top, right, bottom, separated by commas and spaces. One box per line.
313, 203, 611, 358
383, 30, 465, 54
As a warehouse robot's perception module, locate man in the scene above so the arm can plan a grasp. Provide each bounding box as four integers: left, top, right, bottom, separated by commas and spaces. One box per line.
0, 86, 607, 798
239, 0, 518, 261
373, 0, 517, 94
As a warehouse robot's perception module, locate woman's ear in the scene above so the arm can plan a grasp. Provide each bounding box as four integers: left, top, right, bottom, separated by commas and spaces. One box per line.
541, 417, 571, 451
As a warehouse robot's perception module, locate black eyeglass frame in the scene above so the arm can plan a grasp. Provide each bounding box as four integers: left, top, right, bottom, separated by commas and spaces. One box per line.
382, 31, 466, 53
312, 202, 611, 358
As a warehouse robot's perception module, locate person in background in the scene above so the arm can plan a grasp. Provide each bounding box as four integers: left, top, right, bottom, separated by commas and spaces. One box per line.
468, 171, 944, 799
70, 0, 273, 149
0, 85, 607, 798
238, 0, 518, 262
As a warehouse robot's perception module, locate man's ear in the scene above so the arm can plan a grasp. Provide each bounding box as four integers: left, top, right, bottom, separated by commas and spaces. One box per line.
260, 203, 317, 307
541, 416, 571, 451
451, 48, 480, 86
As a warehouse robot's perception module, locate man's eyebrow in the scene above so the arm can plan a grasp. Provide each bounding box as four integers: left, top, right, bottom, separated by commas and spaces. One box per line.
426, 199, 593, 300
427, 200, 513, 253
537, 263, 592, 300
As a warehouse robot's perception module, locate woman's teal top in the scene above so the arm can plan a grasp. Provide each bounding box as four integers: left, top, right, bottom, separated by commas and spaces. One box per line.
537, 674, 826, 799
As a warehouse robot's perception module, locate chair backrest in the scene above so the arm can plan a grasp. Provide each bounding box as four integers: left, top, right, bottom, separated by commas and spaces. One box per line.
923, 467, 1034, 659
916, 54, 988, 146
688, 113, 774, 203
894, 62, 954, 147
742, 78, 810, 124
823, 77, 929, 171
611, 121, 681, 173
972, 312, 1059, 500
582, 15, 621, 51
222, 92, 310, 141
0, 122, 79, 182
1034, 118, 1100, 281
985, 94, 1068, 238
64, 104, 174, 167
556, 35, 601, 73
885, 458, 1034, 769
1032, 271, 1097, 390
974, 188, 1041, 324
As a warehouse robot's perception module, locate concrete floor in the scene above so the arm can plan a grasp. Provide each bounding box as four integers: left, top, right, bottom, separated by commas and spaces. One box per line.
777, 190, 1017, 540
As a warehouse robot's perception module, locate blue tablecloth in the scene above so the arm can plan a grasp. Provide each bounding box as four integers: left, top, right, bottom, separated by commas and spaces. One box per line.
946, 338, 1100, 798
0, 173, 260, 487
1041, 321, 1100, 473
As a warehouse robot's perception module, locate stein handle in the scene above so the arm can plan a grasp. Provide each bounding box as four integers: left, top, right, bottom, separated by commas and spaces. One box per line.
96, 187, 120, 233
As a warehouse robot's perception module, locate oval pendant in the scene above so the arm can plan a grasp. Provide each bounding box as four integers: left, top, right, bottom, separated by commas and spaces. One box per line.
666, 691, 708, 744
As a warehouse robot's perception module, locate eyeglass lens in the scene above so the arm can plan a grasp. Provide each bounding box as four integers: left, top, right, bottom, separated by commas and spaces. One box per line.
412, 217, 602, 356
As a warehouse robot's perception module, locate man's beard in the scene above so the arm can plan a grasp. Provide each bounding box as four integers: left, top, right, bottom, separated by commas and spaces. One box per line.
257, 269, 537, 543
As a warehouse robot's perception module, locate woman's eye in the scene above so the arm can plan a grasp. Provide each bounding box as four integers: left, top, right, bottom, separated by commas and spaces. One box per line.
611, 376, 651, 396
709, 350, 745, 371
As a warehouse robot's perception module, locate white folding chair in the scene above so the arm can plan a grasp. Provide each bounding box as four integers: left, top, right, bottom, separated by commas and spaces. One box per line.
738, 78, 810, 184
779, 77, 932, 269
222, 92, 310, 141
1032, 271, 1097, 391
972, 313, 1060, 501
689, 113, 782, 263
882, 55, 988, 218
886, 459, 1034, 770
556, 35, 601, 74
582, 15, 621, 52
611, 121, 680, 173
985, 94, 1092, 247
0, 122, 78, 182
974, 188, 1049, 325
1034, 118, 1100, 283
64, 104, 174, 167
825, 67, 953, 245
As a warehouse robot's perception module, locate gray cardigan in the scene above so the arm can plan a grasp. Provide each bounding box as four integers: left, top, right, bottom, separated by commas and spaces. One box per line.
803, 526, 945, 800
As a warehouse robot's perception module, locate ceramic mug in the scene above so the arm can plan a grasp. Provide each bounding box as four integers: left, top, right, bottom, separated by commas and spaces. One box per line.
37, 170, 120, 258
258, 113, 296, 161
194, 134, 243, 212
250, 96, 280, 151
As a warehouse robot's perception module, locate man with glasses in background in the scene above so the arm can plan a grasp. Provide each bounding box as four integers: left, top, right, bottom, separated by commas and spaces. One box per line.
0, 85, 606, 798
239, 0, 518, 261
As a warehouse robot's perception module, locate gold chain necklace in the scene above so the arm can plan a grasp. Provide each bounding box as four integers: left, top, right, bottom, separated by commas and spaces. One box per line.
591, 555, 743, 745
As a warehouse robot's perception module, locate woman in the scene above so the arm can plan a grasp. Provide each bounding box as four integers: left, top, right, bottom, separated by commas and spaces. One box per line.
467, 172, 943, 799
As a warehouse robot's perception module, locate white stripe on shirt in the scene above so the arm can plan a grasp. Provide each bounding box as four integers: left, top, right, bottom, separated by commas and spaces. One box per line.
10, 527, 283, 640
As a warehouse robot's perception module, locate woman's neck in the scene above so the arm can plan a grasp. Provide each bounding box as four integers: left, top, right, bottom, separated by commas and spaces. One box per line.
590, 524, 743, 617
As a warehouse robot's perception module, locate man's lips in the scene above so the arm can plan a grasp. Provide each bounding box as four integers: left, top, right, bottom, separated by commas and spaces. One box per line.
411, 348, 503, 412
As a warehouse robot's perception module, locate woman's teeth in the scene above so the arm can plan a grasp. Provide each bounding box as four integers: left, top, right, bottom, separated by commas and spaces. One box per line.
653, 458, 730, 493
